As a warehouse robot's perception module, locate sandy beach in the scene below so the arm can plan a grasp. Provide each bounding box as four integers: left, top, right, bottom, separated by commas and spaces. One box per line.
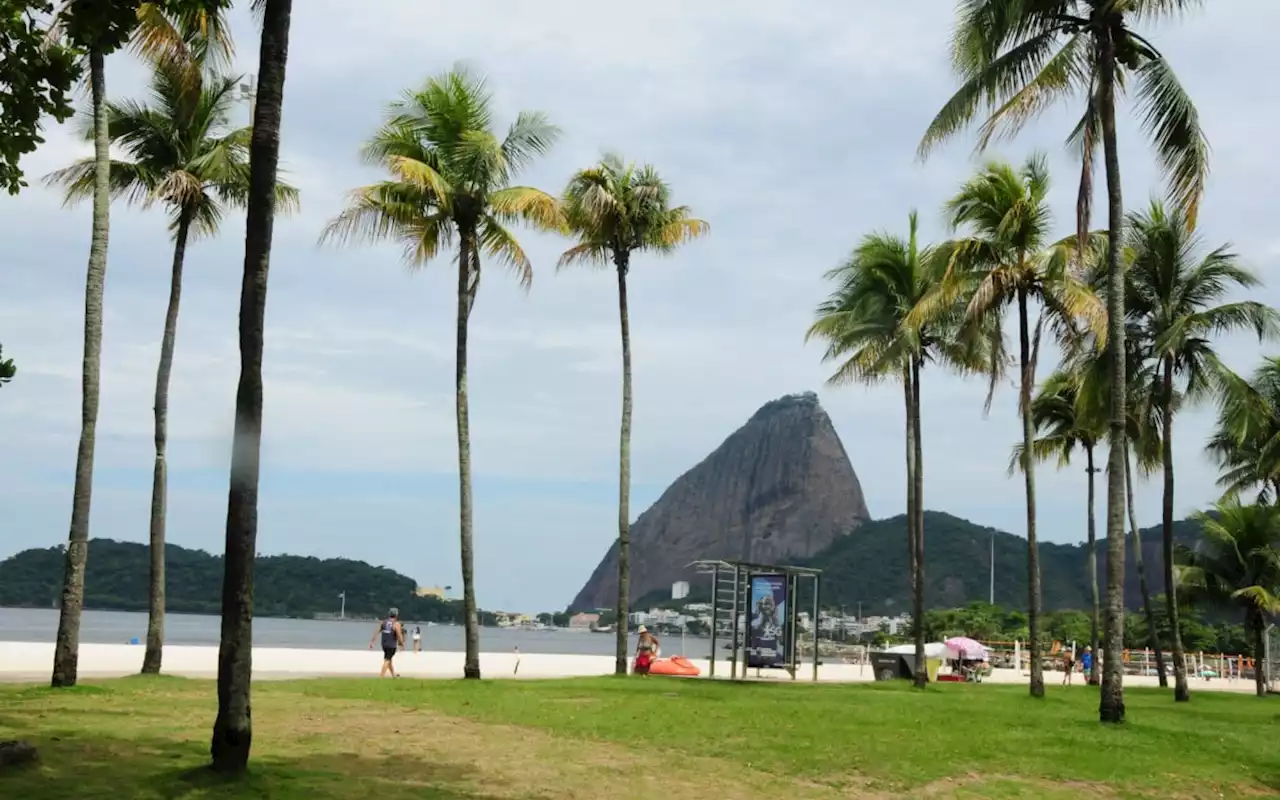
0, 641, 1261, 693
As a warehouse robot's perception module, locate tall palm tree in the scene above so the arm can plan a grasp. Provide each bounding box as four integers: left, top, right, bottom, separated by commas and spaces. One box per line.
920, 0, 1210, 725
558, 154, 708, 676
209, 0, 288, 774
1125, 200, 1280, 702
1066, 312, 1168, 684
321, 66, 561, 680
47, 0, 233, 690
1014, 368, 1104, 684
46, 59, 297, 676
933, 154, 1104, 697
1209, 358, 1280, 504
1178, 500, 1280, 697
809, 211, 1001, 689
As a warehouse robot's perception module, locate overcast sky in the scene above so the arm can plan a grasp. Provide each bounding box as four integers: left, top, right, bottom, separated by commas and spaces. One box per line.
2, 1, 1276, 613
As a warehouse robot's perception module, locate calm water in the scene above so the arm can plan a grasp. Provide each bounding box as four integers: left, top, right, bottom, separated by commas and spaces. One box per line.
0, 607, 713, 657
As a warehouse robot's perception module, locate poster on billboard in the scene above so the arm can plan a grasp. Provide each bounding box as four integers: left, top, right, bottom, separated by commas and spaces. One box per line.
747, 573, 787, 668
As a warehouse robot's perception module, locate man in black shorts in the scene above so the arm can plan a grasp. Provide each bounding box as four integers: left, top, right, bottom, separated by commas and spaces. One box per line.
369, 608, 405, 677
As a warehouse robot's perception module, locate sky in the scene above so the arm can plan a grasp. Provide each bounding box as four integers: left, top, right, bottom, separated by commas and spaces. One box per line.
2, 1, 1278, 614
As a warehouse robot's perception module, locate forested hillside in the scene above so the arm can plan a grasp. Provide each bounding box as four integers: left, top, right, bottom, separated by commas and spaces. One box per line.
0, 540, 468, 621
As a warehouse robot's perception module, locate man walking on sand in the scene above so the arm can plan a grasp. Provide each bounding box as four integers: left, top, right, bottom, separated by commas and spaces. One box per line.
369, 608, 405, 678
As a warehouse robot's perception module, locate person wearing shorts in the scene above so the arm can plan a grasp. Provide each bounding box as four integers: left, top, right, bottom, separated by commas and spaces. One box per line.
369, 608, 405, 677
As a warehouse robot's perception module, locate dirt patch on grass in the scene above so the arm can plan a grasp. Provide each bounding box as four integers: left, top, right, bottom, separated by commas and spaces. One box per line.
269, 695, 855, 798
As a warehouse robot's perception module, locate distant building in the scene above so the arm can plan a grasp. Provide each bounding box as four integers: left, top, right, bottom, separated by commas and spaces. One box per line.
415, 586, 447, 599
671, 580, 690, 600
569, 612, 600, 630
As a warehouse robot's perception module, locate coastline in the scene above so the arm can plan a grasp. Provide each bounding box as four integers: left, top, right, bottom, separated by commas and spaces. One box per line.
0, 642, 1261, 693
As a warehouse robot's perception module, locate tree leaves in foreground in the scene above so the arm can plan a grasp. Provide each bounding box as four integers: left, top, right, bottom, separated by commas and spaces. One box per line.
1178, 500, 1280, 697
0, 1, 80, 194
0, 343, 15, 386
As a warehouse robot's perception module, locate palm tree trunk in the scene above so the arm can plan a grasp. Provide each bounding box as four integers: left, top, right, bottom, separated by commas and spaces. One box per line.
1017, 288, 1044, 698
210, 0, 292, 773
1098, 26, 1128, 725
1086, 443, 1100, 686
51, 46, 109, 690
902, 364, 919, 683
911, 357, 926, 688
1124, 446, 1166, 686
614, 253, 633, 677
1161, 356, 1189, 701
142, 209, 194, 676
457, 233, 480, 680
1250, 609, 1267, 698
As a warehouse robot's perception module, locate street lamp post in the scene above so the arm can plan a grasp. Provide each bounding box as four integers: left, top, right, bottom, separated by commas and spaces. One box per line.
238, 73, 257, 127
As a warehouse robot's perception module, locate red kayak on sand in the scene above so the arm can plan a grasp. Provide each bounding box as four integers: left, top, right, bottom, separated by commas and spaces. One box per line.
648, 656, 700, 677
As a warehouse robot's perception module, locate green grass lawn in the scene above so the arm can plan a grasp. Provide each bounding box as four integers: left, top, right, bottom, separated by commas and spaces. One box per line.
1, 675, 1277, 798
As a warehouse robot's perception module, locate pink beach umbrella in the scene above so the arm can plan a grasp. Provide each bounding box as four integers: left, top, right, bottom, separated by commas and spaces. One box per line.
944, 636, 988, 660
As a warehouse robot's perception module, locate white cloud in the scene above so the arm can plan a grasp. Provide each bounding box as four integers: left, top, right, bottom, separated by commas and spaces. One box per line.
1, 0, 1278, 611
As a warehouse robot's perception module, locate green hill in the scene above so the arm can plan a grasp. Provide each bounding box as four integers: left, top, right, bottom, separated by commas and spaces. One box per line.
802, 511, 1203, 615
0, 539, 471, 622
633, 511, 1204, 614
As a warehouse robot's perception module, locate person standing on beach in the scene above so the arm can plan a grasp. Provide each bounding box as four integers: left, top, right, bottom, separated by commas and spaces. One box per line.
633, 626, 660, 676
412, 625, 422, 654
369, 608, 405, 677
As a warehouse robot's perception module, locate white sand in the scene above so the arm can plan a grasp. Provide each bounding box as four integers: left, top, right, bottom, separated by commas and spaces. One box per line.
0, 641, 1260, 693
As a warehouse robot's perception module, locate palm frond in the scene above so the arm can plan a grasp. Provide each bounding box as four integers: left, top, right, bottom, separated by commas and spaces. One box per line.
1133, 57, 1209, 229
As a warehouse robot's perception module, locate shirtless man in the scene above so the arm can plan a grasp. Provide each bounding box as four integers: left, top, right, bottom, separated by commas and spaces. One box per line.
369, 608, 405, 677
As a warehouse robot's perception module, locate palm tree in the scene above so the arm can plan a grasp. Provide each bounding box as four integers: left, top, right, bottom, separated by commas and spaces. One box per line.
321, 66, 561, 680
1178, 500, 1280, 697
934, 154, 1104, 697
920, 0, 1210, 725
1209, 358, 1280, 503
1125, 200, 1280, 701
809, 211, 1001, 689
209, 0, 288, 774
0, 345, 14, 387
1065, 312, 1169, 684
46, 0, 233, 690
1014, 368, 1104, 684
558, 154, 708, 676
46, 58, 297, 676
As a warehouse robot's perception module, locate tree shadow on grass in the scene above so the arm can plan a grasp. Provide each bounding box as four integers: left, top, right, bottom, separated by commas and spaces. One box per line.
0, 732, 517, 800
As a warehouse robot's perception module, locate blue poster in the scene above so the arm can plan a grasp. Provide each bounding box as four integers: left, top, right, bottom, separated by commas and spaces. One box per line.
747, 574, 787, 668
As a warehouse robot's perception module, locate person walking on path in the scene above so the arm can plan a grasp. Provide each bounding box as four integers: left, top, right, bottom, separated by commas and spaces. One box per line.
1079, 646, 1093, 684
412, 625, 422, 654
369, 608, 405, 677
1061, 648, 1075, 686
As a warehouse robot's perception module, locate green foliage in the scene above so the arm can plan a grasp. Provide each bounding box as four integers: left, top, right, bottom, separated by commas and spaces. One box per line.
1178, 500, 1280, 624
807, 210, 999, 388
0, 343, 14, 386
798, 511, 1206, 616
0, 538, 471, 622
920, 0, 1209, 226
558, 153, 708, 271
44, 59, 298, 233
0, 1, 80, 194
1209, 356, 1280, 502
320, 64, 562, 285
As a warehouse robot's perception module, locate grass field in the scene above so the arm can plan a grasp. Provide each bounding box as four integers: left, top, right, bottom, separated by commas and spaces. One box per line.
1, 675, 1277, 798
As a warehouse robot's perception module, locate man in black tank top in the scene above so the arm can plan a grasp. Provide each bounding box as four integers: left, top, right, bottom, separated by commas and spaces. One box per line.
368, 608, 405, 677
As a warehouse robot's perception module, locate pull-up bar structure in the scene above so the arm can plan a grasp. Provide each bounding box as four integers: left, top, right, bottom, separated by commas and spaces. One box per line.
688, 559, 822, 681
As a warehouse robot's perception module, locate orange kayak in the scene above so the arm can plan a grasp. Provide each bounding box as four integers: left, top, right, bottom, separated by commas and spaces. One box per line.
648, 656, 701, 677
